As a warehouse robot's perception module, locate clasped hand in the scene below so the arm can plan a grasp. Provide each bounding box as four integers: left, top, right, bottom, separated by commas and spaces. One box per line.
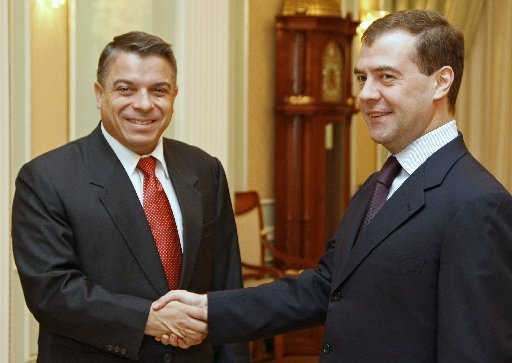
145, 290, 208, 349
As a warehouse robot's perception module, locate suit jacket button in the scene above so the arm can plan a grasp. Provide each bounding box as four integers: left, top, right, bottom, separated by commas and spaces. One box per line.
330, 291, 343, 301
163, 352, 173, 363
106, 344, 113, 352
323, 343, 331, 354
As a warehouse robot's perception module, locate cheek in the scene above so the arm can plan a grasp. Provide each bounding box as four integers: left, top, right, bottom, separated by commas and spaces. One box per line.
111, 100, 132, 115
160, 100, 175, 116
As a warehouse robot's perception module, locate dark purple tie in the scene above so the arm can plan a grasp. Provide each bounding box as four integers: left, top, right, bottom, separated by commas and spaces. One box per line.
359, 156, 401, 233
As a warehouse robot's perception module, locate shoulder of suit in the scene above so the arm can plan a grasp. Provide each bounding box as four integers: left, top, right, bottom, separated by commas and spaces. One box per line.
21, 128, 111, 173
163, 137, 217, 161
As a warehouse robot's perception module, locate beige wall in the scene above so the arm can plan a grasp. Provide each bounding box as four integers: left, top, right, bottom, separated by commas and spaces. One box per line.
246, 0, 282, 199
30, 0, 69, 157
10, 2, 69, 361
1, 0, 10, 360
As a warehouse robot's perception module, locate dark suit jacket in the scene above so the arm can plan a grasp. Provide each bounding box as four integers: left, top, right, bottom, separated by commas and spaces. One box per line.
207, 135, 512, 362
12, 125, 249, 362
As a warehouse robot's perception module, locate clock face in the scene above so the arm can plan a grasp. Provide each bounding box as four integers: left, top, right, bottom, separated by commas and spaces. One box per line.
322, 62, 341, 101
321, 42, 343, 102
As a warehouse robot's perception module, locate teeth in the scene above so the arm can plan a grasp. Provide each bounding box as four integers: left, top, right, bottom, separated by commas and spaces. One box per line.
369, 112, 387, 118
128, 119, 153, 125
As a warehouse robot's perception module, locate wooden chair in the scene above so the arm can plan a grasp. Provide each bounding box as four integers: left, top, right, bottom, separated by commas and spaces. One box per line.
234, 191, 316, 363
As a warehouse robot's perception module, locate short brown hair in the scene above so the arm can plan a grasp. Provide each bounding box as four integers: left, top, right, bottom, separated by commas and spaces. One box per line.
362, 10, 464, 113
97, 31, 177, 88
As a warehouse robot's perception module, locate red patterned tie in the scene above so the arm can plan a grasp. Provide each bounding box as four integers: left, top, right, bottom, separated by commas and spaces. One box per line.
137, 156, 182, 290
359, 156, 401, 233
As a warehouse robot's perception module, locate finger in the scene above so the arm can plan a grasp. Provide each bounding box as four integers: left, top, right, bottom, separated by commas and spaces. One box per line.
152, 301, 208, 344
168, 323, 206, 346
179, 318, 208, 338
177, 337, 191, 349
179, 322, 208, 344
154, 290, 206, 310
153, 290, 188, 310
160, 334, 170, 345
180, 332, 206, 345
184, 304, 208, 323
166, 302, 208, 337
169, 333, 179, 347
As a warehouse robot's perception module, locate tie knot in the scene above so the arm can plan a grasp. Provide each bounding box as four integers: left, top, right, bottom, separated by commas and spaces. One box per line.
376, 156, 401, 187
137, 156, 157, 176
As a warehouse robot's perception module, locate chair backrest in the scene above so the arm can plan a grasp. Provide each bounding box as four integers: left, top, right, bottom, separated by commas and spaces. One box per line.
234, 191, 265, 267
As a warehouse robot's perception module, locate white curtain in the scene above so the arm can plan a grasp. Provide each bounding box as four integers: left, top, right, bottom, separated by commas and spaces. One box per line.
457, 0, 512, 191
391, 0, 511, 191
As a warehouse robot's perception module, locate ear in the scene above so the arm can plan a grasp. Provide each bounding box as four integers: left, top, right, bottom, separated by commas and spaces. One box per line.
173, 86, 179, 98
433, 66, 454, 101
94, 82, 103, 109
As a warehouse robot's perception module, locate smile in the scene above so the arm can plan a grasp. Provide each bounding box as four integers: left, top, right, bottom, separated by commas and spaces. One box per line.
127, 119, 155, 125
368, 112, 389, 118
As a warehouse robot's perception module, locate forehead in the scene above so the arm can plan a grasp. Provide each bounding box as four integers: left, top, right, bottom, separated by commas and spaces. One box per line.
106, 52, 173, 83
356, 30, 417, 70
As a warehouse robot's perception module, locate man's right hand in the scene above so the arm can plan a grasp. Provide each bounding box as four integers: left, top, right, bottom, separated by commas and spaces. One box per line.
145, 294, 208, 348
150, 290, 208, 348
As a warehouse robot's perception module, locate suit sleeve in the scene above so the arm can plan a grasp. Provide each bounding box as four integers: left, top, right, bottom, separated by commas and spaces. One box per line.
11, 161, 150, 360
437, 192, 512, 361
207, 237, 334, 345
209, 159, 251, 362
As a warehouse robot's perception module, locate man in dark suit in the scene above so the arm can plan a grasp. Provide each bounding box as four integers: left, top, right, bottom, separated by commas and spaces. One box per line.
155, 10, 512, 362
11, 31, 249, 362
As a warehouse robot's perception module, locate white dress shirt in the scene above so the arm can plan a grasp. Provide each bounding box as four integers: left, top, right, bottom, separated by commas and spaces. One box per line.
101, 123, 183, 249
388, 120, 459, 199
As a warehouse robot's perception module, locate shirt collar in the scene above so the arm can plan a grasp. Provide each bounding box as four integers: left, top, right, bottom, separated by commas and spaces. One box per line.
394, 120, 458, 175
100, 122, 169, 178
147, 138, 170, 178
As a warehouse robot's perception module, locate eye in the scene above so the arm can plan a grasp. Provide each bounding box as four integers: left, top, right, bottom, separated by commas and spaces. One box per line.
355, 74, 367, 86
116, 86, 134, 95
152, 88, 169, 96
380, 73, 395, 82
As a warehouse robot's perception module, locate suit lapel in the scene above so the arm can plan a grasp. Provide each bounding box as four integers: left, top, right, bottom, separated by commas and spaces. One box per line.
332, 135, 468, 289
163, 140, 202, 289
332, 173, 426, 288
86, 127, 169, 296
333, 177, 375, 272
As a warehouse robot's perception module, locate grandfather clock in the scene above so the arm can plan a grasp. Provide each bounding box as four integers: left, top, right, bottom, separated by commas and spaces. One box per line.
274, 0, 358, 355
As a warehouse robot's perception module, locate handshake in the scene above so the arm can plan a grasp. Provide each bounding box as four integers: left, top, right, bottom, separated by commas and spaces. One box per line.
144, 290, 209, 349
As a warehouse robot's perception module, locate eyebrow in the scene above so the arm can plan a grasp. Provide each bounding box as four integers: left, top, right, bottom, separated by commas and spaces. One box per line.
112, 79, 134, 86
112, 79, 172, 88
151, 81, 172, 88
354, 65, 401, 75
375, 66, 400, 73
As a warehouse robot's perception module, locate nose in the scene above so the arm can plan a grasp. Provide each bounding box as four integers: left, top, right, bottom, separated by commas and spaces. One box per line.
358, 78, 380, 102
132, 89, 154, 111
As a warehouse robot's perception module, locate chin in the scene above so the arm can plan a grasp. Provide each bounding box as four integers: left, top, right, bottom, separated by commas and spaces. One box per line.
369, 132, 387, 145
126, 138, 158, 154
